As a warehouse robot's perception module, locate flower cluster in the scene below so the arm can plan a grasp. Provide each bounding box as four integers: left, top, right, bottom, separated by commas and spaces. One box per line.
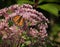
0, 4, 49, 47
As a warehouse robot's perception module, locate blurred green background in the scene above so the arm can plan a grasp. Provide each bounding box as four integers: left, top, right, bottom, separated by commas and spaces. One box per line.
0, 0, 60, 47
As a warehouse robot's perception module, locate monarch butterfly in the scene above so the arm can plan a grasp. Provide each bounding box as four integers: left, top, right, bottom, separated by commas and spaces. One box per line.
12, 15, 39, 29
12, 15, 25, 27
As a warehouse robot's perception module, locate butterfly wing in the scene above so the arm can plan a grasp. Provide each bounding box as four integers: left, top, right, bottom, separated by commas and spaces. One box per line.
12, 15, 24, 27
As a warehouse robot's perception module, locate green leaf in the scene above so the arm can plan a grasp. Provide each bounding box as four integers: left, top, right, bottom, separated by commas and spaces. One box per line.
44, 0, 60, 3
39, 0, 44, 3
25, 41, 31, 45
8, 20, 13, 27
51, 24, 60, 36
0, 36, 2, 43
21, 44, 25, 47
38, 4, 59, 16
54, 4, 60, 11
17, 0, 34, 5
40, 0, 60, 3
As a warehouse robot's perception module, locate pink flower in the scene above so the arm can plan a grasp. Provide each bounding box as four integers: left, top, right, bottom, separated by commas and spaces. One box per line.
3, 8, 8, 12
20, 4, 33, 9
9, 25, 18, 33
0, 21, 5, 30
8, 4, 19, 12
28, 28, 38, 37
38, 29, 48, 39
2, 34, 8, 40
9, 12, 17, 17
0, 10, 3, 16
0, 4, 49, 46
